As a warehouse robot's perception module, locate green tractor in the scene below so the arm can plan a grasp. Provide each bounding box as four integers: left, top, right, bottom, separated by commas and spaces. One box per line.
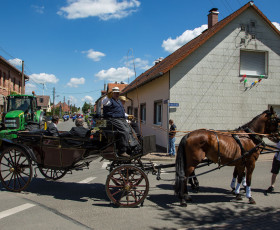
0, 93, 46, 140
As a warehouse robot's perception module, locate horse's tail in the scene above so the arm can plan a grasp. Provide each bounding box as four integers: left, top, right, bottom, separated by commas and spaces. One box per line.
174, 134, 188, 196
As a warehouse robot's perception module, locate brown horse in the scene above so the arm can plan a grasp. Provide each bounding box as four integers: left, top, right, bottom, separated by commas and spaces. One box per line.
175, 107, 280, 206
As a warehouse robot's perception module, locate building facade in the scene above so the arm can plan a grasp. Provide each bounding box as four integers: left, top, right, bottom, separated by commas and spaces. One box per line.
122, 2, 280, 150
0, 56, 28, 112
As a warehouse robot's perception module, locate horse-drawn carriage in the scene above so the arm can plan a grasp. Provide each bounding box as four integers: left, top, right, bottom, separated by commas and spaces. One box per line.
0, 118, 157, 207
1, 108, 280, 208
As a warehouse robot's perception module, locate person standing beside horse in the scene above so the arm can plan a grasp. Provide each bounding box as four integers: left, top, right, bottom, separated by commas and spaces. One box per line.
266, 140, 280, 194
169, 119, 177, 157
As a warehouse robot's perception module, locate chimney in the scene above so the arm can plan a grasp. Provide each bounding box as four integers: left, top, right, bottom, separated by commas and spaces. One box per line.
208, 8, 219, 29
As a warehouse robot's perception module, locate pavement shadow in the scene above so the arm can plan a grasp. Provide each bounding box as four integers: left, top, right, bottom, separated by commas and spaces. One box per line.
148, 206, 280, 230
21, 178, 109, 205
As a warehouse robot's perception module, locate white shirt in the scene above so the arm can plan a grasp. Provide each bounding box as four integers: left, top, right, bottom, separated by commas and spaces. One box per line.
102, 96, 111, 106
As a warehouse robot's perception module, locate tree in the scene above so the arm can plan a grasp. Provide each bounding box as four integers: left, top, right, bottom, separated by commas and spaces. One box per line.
82, 102, 90, 114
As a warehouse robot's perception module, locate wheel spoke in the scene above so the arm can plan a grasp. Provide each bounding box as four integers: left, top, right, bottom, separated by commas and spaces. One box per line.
8, 151, 15, 165
3, 171, 13, 180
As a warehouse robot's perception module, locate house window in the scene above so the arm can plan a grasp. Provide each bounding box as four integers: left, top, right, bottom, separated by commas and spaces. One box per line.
40, 98, 44, 103
240, 50, 267, 77
140, 103, 146, 123
134, 108, 138, 119
154, 100, 162, 125
13, 78, 16, 91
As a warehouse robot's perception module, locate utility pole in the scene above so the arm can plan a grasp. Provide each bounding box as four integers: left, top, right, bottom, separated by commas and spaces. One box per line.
21, 60, 24, 94
52, 87, 55, 116
41, 83, 46, 95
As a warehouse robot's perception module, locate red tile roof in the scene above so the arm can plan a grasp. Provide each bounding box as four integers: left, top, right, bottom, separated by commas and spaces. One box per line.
107, 83, 128, 92
122, 2, 280, 94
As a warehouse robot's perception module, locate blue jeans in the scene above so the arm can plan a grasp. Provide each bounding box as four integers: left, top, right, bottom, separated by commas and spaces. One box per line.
169, 137, 176, 156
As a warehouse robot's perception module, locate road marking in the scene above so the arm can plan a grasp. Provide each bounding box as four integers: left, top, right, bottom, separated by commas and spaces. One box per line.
0, 203, 35, 220
78, 177, 96, 184
102, 162, 110, 169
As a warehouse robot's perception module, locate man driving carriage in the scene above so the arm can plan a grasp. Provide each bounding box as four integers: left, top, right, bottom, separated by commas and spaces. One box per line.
102, 87, 140, 158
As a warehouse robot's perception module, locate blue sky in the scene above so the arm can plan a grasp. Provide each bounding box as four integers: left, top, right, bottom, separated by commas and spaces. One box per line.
1, 0, 279, 107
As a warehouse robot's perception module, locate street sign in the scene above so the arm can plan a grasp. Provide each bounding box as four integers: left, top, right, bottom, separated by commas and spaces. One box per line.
169, 103, 179, 107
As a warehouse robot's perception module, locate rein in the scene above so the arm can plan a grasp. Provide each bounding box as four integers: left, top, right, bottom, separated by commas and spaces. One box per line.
187, 141, 265, 179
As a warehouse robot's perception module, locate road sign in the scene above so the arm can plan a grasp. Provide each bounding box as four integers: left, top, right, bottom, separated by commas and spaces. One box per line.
169, 103, 179, 107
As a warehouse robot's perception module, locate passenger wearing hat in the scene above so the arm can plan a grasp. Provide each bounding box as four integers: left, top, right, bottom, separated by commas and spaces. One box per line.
102, 87, 139, 158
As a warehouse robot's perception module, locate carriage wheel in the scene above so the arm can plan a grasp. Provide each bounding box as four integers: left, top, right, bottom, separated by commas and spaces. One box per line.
106, 165, 149, 208
38, 167, 67, 180
0, 147, 33, 192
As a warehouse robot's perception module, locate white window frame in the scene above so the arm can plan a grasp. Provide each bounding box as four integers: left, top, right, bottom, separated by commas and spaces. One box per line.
240, 50, 268, 78
154, 100, 162, 125
140, 103, 146, 123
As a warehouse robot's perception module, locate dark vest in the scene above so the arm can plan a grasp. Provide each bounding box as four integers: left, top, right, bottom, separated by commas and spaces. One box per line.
103, 98, 125, 118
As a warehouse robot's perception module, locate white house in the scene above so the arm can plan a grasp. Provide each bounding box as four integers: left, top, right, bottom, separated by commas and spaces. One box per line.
122, 2, 280, 150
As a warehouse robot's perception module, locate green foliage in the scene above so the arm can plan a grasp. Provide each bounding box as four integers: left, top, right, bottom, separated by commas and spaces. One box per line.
82, 102, 91, 114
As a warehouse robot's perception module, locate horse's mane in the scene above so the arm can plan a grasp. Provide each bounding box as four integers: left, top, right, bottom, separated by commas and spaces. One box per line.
237, 110, 270, 131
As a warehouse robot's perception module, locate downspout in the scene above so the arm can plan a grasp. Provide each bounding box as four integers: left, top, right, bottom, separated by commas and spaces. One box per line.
167, 70, 170, 154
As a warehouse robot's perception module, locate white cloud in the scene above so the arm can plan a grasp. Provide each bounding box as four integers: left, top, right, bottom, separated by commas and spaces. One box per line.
82, 49, 105, 61
8, 58, 22, 67
58, 0, 140, 20
272, 22, 280, 31
95, 67, 134, 82
125, 57, 151, 70
25, 83, 37, 94
162, 24, 208, 53
29, 73, 59, 84
32, 5, 45, 14
67, 77, 85, 87
82, 95, 94, 104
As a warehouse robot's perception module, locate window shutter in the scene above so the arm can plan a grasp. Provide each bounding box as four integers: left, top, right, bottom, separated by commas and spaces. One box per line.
240, 51, 266, 76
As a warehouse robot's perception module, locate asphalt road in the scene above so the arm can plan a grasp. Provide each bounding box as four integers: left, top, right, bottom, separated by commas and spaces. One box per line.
0, 120, 279, 229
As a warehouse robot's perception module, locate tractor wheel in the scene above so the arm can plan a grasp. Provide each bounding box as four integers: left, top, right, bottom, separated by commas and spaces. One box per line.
0, 146, 33, 192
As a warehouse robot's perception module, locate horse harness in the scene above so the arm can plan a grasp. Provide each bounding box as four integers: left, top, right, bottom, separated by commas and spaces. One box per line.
211, 127, 266, 168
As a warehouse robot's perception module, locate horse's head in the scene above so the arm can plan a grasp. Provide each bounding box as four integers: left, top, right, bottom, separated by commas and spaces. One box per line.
264, 107, 280, 142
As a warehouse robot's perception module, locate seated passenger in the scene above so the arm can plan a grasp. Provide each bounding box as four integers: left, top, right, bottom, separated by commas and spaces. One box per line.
45, 115, 59, 136
60, 118, 89, 138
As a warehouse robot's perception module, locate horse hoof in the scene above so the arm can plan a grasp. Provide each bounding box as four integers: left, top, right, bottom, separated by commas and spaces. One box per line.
184, 194, 192, 202
180, 200, 188, 207
236, 194, 243, 200
249, 197, 256, 205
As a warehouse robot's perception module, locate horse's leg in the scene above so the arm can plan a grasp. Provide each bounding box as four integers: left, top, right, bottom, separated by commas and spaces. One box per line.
241, 170, 247, 188
230, 166, 238, 191
188, 171, 199, 193
234, 166, 245, 200
181, 167, 195, 206
245, 162, 256, 204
